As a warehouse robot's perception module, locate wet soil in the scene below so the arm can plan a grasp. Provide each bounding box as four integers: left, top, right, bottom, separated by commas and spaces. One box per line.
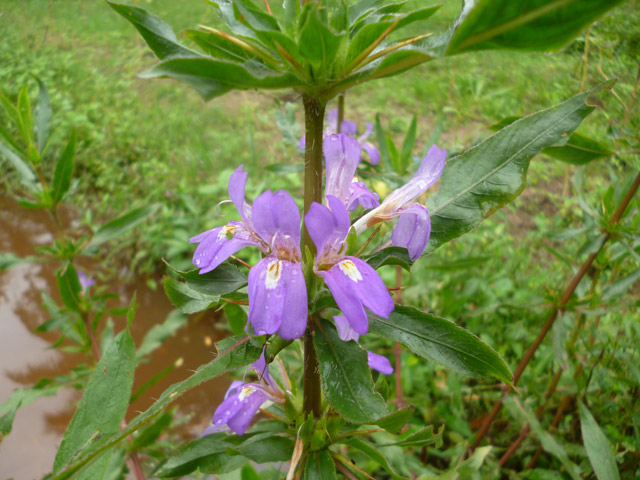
0, 195, 230, 479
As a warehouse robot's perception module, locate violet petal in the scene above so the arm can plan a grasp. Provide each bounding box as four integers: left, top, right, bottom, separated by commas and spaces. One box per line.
367, 351, 394, 375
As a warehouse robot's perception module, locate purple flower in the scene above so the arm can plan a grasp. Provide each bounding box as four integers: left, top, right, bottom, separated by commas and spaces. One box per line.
77, 269, 95, 294
324, 134, 379, 212
203, 351, 282, 436
299, 109, 380, 165
305, 196, 394, 336
353, 145, 446, 260
367, 351, 394, 375
190, 166, 307, 340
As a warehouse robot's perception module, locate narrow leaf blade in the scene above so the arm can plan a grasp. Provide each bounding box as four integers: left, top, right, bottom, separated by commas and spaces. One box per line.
369, 306, 512, 384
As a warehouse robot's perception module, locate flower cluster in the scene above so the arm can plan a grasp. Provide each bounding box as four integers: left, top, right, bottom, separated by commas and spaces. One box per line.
191, 131, 445, 434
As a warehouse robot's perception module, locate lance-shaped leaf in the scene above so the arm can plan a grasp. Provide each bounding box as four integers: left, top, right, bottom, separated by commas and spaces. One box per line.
340, 437, 406, 480
57, 263, 83, 313
51, 336, 261, 480
369, 306, 512, 384
107, 1, 198, 59
52, 129, 76, 204
139, 57, 302, 100
0, 140, 36, 186
34, 77, 52, 154
447, 0, 624, 55
86, 204, 158, 249
53, 329, 135, 474
489, 117, 613, 165
425, 83, 609, 254
163, 261, 248, 313
163, 276, 219, 314
579, 402, 621, 480
155, 433, 239, 477
313, 320, 389, 423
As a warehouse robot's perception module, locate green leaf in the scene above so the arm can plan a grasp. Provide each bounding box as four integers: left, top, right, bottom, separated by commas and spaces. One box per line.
225, 303, 248, 336
299, 8, 344, 73
233, 0, 281, 32
107, 1, 197, 59
87, 204, 158, 248
346, 21, 394, 67
313, 319, 388, 423
304, 450, 337, 480
241, 464, 262, 480
490, 118, 613, 165
369, 406, 415, 434
140, 57, 301, 100
0, 139, 37, 186
52, 129, 76, 204
17, 84, 34, 150
544, 132, 613, 165
504, 397, 581, 480
0, 382, 60, 437
362, 246, 413, 271
53, 329, 136, 474
51, 336, 261, 480
0, 252, 38, 270
341, 437, 407, 480
400, 115, 417, 172
34, 77, 52, 154
183, 29, 256, 62
425, 84, 606, 254
163, 276, 219, 314
230, 433, 295, 463
447, 0, 624, 54
380, 424, 444, 448
155, 433, 231, 477
135, 310, 187, 362
602, 267, 640, 301
375, 114, 392, 169
369, 306, 512, 384
57, 263, 83, 313
579, 402, 621, 480
165, 261, 248, 295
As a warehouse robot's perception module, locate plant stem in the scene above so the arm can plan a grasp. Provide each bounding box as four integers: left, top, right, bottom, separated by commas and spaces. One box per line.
469, 170, 640, 454
302, 94, 325, 418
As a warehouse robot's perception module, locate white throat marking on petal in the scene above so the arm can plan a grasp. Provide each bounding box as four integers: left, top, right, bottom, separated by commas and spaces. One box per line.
265, 260, 282, 290
339, 259, 363, 282
218, 224, 237, 240
238, 386, 254, 401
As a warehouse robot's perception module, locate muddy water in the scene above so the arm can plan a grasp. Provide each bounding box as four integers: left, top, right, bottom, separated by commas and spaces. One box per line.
0, 195, 231, 479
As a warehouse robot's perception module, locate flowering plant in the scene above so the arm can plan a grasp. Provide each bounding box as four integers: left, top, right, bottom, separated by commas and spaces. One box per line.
27, 0, 626, 479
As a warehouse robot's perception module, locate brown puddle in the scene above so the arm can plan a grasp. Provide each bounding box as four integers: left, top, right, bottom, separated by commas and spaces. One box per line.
0, 195, 231, 479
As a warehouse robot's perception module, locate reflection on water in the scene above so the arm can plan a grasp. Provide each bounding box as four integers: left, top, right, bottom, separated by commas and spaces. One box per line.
0, 195, 230, 479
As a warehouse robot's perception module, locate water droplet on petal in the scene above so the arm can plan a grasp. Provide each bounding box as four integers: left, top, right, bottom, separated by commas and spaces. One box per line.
225, 410, 231, 415
195, 259, 201, 265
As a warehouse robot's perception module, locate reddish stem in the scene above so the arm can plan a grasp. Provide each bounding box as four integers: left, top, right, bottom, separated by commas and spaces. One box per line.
470, 171, 640, 454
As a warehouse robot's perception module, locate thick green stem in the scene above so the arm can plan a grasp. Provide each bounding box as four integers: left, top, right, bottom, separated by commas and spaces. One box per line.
302, 95, 325, 418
